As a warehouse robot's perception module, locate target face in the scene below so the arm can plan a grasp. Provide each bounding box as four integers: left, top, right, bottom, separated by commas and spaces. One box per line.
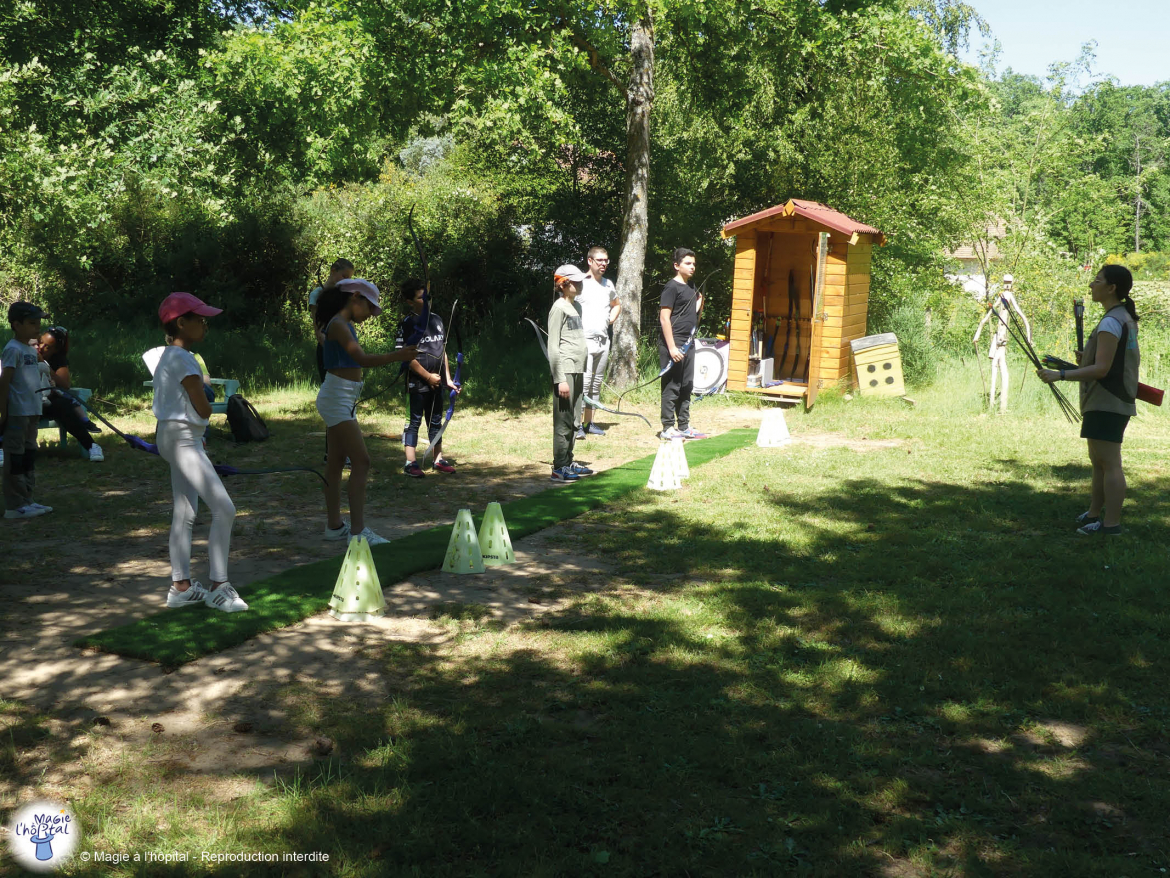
694, 347, 726, 393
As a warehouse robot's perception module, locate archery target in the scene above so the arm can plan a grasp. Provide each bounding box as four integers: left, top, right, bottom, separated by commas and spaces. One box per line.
694, 340, 728, 394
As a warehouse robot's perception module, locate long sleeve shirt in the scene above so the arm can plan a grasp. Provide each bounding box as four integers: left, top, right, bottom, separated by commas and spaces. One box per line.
547, 297, 586, 384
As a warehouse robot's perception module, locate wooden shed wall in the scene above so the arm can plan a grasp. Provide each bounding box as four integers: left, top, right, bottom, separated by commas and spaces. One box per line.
727, 225, 877, 390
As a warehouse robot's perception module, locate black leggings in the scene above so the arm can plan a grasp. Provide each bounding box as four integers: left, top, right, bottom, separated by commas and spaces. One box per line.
44, 393, 94, 450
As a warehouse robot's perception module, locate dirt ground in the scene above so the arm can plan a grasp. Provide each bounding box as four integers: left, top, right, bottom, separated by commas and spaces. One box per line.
0, 404, 899, 798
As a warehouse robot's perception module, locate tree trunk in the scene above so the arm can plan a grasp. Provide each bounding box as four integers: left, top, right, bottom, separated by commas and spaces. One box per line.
610, 16, 654, 387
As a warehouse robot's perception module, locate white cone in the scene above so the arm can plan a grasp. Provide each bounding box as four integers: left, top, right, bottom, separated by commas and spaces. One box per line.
671, 437, 690, 479
756, 408, 791, 447
647, 441, 682, 491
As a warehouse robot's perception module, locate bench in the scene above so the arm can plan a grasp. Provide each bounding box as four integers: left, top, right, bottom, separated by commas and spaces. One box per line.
141, 377, 241, 415
141, 347, 240, 416
37, 387, 93, 449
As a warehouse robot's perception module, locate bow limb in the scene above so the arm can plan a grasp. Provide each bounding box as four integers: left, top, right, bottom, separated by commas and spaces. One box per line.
582, 392, 651, 427
405, 206, 431, 346
422, 312, 463, 464
524, 317, 550, 363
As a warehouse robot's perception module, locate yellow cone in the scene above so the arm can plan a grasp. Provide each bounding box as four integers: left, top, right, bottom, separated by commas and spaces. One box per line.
647, 440, 681, 491
671, 437, 690, 479
329, 536, 387, 621
443, 508, 486, 573
477, 501, 515, 566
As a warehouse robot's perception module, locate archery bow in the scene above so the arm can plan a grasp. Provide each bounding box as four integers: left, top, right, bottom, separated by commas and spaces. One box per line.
362, 206, 432, 405
421, 300, 463, 464
53, 389, 328, 484
523, 317, 652, 427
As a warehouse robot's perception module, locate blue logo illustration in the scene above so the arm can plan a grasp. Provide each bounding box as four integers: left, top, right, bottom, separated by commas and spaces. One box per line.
6, 800, 80, 872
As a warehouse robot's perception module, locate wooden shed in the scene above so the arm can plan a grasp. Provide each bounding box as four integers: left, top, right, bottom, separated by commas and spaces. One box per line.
720, 199, 885, 407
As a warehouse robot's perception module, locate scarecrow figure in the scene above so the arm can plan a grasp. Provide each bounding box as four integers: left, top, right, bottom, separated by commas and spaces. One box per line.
973, 274, 1032, 413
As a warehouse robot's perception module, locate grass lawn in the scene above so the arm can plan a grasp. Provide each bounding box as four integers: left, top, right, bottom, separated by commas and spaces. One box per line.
3, 360, 1169, 877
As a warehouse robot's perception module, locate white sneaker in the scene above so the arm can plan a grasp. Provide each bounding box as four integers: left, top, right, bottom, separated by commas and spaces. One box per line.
29, 503, 53, 513
324, 521, 351, 541
204, 583, 248, 612
660, 427, 683, 440
357, 526, 389, 546
4, 505, 49, 519
87, 443, 104, 462
166, 580, 209, 608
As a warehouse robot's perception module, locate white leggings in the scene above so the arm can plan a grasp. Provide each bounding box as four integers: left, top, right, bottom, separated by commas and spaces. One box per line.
157, 420, 236, 583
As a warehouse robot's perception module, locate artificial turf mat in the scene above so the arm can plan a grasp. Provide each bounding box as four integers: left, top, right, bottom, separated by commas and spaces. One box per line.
76, 429, 755, 666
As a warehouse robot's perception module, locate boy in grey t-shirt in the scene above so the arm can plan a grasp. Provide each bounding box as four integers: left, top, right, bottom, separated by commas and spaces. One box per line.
1, 302, 52, 518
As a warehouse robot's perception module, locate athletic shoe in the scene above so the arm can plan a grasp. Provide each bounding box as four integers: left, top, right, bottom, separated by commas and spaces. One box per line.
569, 461, 594, 477
432, 459, 456, 474
1074, 510, 1099, 526
677, 427, 707, 440
586, 423, 606, 436
550, 466, 580, 482
205, 582, 249, 612
660, 427, 683, 440
88, 443, 104, 462
4, 505, 49, 519
357, 526, 389, 546
1077, 520, 1121, 536
29, 503, 53, 513
85, 421, 101, 433
324, 521, 351, 540
166, 580, 208, 608
403, 462, 425, 478
575, 427, 587, 441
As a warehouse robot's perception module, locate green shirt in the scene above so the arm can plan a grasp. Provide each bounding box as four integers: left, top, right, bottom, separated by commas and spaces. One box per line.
547, 297, 586, 384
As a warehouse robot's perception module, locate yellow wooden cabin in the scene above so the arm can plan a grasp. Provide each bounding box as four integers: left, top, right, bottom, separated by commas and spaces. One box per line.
720, 199, 885, 407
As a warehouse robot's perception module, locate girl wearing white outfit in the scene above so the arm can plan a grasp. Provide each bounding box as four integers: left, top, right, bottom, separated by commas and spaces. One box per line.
314, 278, 417, 546
153, 292, 247, 613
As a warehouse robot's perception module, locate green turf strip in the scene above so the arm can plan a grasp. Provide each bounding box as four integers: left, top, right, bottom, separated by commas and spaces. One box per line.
77, 429, 755, 665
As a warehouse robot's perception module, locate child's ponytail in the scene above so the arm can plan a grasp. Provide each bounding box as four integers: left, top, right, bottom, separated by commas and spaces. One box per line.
314, 286, 353, 333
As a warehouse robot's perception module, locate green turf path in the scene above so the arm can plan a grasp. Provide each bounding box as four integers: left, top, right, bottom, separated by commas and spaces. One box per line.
77, 429, 755, 665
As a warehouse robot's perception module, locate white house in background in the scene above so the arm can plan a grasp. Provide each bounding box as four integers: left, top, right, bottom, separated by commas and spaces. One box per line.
945, 220, 1007, 299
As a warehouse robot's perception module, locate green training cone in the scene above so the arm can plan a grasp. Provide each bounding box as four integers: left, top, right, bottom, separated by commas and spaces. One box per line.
328, 536, 387, 621
443, 508, 486, 574
477, 501, 515, 566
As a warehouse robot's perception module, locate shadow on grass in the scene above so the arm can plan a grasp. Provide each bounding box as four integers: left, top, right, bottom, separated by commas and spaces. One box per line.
58, 458, 1169, 876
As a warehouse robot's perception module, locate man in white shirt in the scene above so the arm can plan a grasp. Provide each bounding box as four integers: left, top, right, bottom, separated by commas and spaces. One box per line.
575, 247, 621, 439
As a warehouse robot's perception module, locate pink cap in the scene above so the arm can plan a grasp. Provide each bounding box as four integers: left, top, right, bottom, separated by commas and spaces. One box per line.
159, 292, 223, 324
336, 278, 382, 316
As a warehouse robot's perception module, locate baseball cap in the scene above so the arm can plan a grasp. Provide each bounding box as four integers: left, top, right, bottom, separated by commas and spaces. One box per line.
159, 292, 223, 324
1002, 273, 1014, 283
336, 278, 382, 315
554, 264, 587, 283
7, 302, 49, 323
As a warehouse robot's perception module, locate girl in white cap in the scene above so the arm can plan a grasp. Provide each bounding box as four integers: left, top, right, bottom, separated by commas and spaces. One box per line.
314, 278, 417, 545
154, 292, 247, 613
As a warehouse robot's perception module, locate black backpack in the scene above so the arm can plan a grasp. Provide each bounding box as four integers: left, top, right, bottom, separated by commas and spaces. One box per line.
226, 394, 269, 443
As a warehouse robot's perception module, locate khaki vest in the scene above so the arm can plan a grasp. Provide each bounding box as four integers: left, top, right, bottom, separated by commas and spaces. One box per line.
1080, 305, 1139, 417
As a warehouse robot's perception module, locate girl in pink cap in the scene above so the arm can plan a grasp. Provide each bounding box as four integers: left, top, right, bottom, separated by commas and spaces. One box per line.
154, 292, 247, 613
314, 279, 417, 545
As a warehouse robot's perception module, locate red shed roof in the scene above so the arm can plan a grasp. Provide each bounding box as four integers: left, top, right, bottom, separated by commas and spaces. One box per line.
721, 199, 885, 245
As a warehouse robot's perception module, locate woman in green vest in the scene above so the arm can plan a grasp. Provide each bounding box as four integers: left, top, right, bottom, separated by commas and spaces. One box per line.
1037, 264, 1139, 535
